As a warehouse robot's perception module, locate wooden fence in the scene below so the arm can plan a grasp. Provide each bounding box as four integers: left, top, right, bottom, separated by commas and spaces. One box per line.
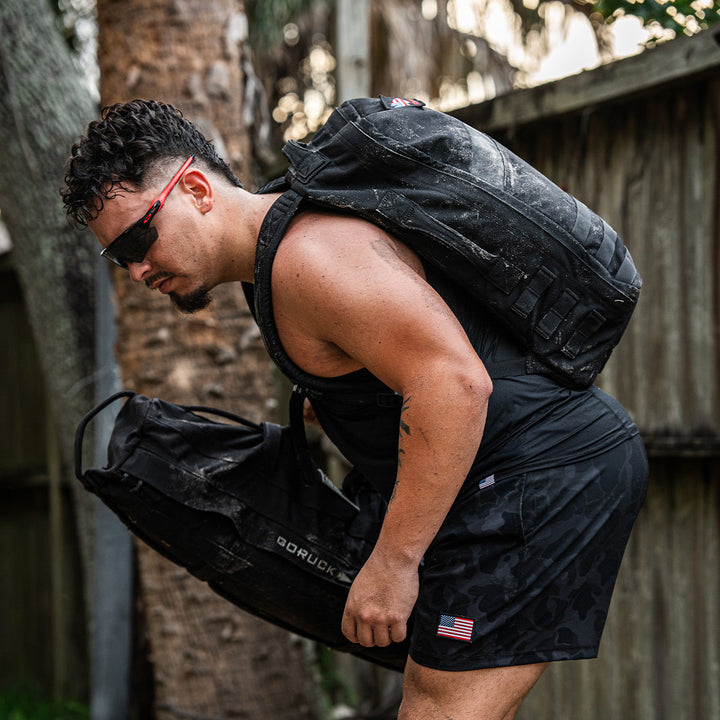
0, 256, 88, 700
452, 27, 720, 719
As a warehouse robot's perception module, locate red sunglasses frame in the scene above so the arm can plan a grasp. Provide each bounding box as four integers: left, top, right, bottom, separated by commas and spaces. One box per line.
100, 155, 195, 269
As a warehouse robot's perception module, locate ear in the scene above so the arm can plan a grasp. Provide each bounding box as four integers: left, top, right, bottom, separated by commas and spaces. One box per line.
180, 169, 214, 214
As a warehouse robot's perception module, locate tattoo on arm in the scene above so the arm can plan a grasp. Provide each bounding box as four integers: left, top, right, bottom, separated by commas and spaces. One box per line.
398, 395, 412, 468
391, 395, 412, 503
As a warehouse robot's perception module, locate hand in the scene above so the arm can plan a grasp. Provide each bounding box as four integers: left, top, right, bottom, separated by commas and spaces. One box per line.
341, 550, 419, 647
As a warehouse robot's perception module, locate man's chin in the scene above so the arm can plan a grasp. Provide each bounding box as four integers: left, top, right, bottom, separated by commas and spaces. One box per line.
169, 286, 213, 314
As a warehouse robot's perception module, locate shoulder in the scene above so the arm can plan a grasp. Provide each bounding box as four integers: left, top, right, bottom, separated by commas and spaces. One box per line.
271, 209, 428, 314
276, 209, 424, 278
267, 209, 430, 377
267, 208, 490, 391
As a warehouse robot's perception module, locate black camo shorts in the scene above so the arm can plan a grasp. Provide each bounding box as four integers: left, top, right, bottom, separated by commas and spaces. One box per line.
409, 432, 649, 671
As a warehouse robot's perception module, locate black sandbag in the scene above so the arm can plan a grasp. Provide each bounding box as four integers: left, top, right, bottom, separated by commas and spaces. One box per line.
75, 391, 409, 671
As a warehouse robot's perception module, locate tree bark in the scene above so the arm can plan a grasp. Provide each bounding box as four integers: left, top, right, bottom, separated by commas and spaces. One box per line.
95, 1, 319, 717
0, 0, 101, 618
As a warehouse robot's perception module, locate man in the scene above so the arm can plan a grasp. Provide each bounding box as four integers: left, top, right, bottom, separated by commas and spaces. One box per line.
62, 99, 648, 720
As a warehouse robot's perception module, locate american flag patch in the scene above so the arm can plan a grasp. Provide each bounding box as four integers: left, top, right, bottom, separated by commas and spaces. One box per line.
478, 474, 496, 490
436, 614, 474, 641
389, 97, 423, 108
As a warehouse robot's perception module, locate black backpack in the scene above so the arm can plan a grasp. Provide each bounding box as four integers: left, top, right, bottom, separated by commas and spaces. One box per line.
250, 96, 641, 390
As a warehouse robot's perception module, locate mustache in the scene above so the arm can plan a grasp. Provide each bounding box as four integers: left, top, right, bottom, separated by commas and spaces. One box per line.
145, 272, 173, 289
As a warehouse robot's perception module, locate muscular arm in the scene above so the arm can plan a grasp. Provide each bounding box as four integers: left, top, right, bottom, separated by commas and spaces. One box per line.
346, 358, 490, 647
272, 212, 493, 646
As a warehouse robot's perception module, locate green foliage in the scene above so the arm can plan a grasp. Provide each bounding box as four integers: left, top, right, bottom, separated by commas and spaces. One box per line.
592, 0, 720, 36
246, 0, 319, 48
315, 645, 358, 710
0, 685, 88, 720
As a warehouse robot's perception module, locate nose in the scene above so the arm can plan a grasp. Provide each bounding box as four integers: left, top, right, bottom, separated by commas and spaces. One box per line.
127, 259, 152, 282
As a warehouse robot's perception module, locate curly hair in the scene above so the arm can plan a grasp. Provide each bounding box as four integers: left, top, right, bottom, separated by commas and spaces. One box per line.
62, 99, 242, 227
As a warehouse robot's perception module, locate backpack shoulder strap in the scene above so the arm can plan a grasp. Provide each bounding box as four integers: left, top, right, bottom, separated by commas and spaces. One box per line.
253, 190, 304, 368
243, 177, 292, 320
254, 191, 377, 397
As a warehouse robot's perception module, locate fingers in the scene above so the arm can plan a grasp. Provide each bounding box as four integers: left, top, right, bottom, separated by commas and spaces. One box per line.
341, 610, 358, 644
341, 609, 407, 647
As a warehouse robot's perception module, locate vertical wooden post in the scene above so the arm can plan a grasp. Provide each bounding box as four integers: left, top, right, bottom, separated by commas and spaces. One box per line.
47, 408, 66, 700
336, 0, 371, 101
90, 256, 132, 720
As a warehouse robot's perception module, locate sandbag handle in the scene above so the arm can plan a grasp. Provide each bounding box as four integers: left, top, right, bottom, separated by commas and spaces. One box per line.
74, 390, 137, 481
75, 392, 264, 481
183, 404, 262, 430
289, 386, 323, 486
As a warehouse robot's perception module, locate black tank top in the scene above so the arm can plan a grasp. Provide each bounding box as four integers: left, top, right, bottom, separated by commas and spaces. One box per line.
306, 263, 639, 500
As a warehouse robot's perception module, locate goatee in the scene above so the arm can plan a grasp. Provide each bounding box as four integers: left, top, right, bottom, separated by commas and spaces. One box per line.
170, 285, 213, 314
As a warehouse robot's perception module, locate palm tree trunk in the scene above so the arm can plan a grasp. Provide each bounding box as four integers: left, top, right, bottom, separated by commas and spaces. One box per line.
96, 0, 320, 716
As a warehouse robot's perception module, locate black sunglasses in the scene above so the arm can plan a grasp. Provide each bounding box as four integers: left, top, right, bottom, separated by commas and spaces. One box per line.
100, 155, 195, 269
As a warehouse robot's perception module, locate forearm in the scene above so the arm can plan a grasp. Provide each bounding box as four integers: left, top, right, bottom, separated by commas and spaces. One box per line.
340, 373, 490, 647
373, 372, 491, 568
